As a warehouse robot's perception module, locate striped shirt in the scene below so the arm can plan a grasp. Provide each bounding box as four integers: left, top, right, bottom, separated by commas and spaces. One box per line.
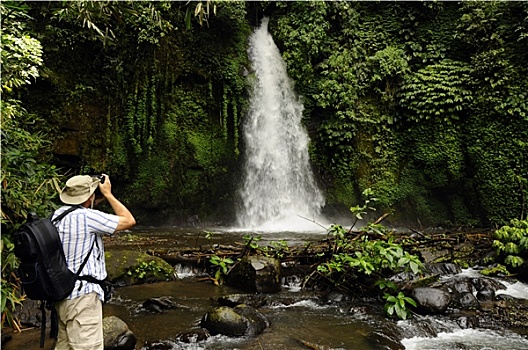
52, 206, 119, 302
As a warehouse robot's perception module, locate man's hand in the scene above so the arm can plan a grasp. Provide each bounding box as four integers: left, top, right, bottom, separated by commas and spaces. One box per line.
98, 173, 112, 198
97, 174, 136, 231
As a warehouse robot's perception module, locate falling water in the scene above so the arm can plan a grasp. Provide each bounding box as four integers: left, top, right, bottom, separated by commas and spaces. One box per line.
237, 17, 325, 231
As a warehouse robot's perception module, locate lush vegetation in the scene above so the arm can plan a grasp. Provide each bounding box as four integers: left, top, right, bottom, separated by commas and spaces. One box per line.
4, 1, 526, 227
492, 219, 528, 274
269, 1, 527, 226
1, 2, 63, 330
2, 0, 528, 326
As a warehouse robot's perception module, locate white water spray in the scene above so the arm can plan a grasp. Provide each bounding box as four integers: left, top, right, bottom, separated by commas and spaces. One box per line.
236, 17, 325, 231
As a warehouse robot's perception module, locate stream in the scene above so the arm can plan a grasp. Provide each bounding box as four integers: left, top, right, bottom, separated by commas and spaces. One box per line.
108, 227, 528, 350
4, 226, 528, 350
104, 227, 370, 349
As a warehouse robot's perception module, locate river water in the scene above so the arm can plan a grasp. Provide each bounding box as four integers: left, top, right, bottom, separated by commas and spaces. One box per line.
5, 226, 528, 350
105, 278, 384, 350
108, 227, 528, 350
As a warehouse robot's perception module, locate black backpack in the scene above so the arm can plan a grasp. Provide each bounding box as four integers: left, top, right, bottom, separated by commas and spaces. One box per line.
14, 206, 112, 347
14, 206, 84, 301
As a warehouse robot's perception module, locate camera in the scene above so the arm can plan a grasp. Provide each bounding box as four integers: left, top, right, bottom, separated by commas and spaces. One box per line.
92, 174, 105, 184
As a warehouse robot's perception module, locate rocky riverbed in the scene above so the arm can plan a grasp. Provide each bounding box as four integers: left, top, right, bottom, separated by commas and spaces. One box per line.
3, 226, 528, 350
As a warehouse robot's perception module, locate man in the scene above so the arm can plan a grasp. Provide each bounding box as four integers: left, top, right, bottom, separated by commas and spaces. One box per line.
52, 174, 136, 350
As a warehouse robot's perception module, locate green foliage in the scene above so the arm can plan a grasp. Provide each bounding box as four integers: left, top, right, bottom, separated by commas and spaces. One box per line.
316, 196, 423, 298
466, 120, 527, 225
493, 219, 528, 269
209, 255, 234, 286
314, 196, 422, 319
1, 101, 62, 224
5, 0, 527, 229
1, 2, 61, 328
349, 188, 378, 222
274, 1, 332, 84
243, 234, 262, 251
383, 291, 417, 320
1, 236, 25, 330
1, 34, 42, 93
398, 59, 473, 123
377, 275, 417, 320
313, 195, 422, 319
272, 1, 526, 227
52, 1, 177, 46
1, 2, 43, 93
242, 235, 289, 259
126, 260, 175, 281
480, 264, 510, 277
317, 233, 422, 278
365, 46, 410, 104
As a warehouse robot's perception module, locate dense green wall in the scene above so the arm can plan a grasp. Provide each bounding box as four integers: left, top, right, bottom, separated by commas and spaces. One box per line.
266, 1, 527, 227
19, 1, 251, 225
11, 1, 528, 227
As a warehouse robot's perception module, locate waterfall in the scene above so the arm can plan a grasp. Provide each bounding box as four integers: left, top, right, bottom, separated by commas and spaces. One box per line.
236, 17, 325, 231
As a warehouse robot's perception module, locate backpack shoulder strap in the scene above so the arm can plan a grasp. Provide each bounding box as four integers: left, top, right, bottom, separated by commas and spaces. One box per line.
75, 238, 96, 276
50, 205, 82, 223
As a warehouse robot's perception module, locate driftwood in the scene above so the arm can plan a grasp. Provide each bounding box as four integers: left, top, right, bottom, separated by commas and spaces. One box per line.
145, 227, 494, 278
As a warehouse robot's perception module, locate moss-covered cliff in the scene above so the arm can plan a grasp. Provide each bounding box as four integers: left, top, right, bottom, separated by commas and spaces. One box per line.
7, 1, 528, 227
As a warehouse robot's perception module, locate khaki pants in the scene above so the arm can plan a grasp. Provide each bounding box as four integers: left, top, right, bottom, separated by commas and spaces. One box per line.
54, 292, 103, 350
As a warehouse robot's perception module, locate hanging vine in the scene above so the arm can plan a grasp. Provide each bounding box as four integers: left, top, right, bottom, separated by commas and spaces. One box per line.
232, 97, 239, 157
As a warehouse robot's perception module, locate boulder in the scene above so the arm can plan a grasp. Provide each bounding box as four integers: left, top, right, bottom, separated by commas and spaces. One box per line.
226, 255, 281, 293
142, 296, 178, 313
104, 250, 176, 285
455, 292, 480, 310
423, 263, 461, 276
411, 287, 451, 314
103, 316, 136, 350
200, 304, 269, 337
175, 328, 211, 343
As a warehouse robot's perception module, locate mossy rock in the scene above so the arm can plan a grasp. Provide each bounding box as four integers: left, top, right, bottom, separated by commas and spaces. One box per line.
105, 250, 176, 285
200, 305, 269, 337
226, 255, 282, 293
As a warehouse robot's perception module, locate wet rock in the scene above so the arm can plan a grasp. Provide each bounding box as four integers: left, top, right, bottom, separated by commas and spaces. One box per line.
226, 255, 281, 293
349, 305, 370, 316
476, 287, 495, 301
14, 299, 49, 328
105, 250, 176, 286
175, 328, 210, 343
366, 330, 405, 350
399, 315, 459, 339
323, 290, 352, 304
103, 316, 137, 350
390, 263, 459, 290
142, 340, 173, 350
471, 276, 506, 293
232, 304, 269, 336
443, 279, 475, 294
456, 292, 480, 310
423, 263, 461, 276
412, 287, 451, 314
200, 304, 269, 337
457, 315, 479, 329
142, 296, 177, 313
